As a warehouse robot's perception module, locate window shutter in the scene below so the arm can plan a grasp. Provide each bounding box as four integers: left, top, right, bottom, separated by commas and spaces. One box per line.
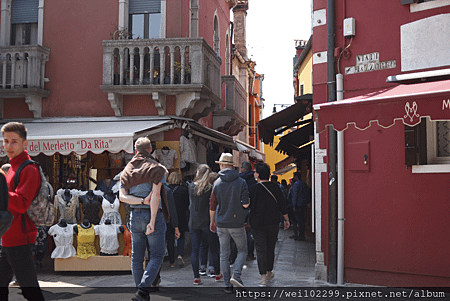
129, 0, 161, 15
405, 120, 427, 166
405, 124, 418, 166
11, 0, 39, 24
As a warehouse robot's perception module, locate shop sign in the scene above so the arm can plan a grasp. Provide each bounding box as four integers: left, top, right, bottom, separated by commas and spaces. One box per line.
345, 51, 396, 75
0, 137, 133, 157
443, 99, 450, 110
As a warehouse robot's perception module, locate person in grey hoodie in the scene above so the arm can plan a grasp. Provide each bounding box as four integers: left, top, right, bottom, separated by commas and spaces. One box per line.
210, 153, 249, 293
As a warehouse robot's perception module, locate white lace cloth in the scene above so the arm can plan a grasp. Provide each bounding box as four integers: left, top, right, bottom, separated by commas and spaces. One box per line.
99, 197, 122, 225
94, 224, 121, 254
48, 224, 76, 259
155, 148, 178, 169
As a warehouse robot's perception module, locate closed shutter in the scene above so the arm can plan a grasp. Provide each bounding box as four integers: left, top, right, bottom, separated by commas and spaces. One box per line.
129, 0, 161, 15
404, 120, 427, 167
11, 0, 39, 24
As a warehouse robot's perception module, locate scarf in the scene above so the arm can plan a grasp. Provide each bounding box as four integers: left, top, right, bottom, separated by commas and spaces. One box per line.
120, 151, 170, 222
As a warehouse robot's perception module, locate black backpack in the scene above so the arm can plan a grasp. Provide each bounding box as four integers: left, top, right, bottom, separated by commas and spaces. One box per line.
0, 171, 13, 237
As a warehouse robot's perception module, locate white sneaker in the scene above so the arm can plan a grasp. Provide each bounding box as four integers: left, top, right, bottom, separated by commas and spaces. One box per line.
257, 279, 267, 287
266, 271, 275, 281
230, 275, 245, 288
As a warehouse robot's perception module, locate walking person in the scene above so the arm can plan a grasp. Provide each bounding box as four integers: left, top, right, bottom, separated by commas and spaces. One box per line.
0, 122, 45, 300
249, 163, 290, 287
239, 161, 256, 261
166, 172, 189, 267
188, 164, 222, 285
210, 153, 249, 293
290, 171, 311, 241
119, 137, 169, 301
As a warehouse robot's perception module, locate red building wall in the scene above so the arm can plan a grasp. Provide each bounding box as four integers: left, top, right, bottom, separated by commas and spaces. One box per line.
12, 0, 232, 119
313, 0, 450, 286
42, 0, 118, 117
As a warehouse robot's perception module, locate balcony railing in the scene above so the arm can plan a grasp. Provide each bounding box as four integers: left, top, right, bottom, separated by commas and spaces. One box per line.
213, 75, 247, 136
102, 37, 221, 96
0, 45, 50, 91
222, 75, 247, 120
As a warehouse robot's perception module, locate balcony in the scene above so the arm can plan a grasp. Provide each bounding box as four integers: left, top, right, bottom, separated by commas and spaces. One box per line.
0, 45, 50, 118
213, 75, 247, 136
101, 37, 222, 120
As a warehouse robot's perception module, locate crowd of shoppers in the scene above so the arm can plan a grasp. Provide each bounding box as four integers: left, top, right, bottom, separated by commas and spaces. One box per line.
0, 124, 309, 300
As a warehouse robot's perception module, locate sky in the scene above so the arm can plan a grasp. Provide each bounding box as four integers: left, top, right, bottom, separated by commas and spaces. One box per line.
246, 0, 312, 119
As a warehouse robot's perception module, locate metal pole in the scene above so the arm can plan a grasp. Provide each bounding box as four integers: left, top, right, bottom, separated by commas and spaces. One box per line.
327, 0, 337, 285
336, 73, 344, 286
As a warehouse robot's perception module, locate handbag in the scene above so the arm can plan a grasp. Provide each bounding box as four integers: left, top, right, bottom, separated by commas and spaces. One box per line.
0, 172, 13, 237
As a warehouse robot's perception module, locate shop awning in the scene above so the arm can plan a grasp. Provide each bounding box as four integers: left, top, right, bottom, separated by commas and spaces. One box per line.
235, 140, 265, 161
257, 95, 312, 145
314, 79, 450, 132
275, 121, 314, 156
272, 163, 296, 175
0, 117, 174, 156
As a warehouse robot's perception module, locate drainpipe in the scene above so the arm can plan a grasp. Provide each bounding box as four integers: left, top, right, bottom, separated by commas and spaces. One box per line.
327, 0, 337, 285
336, 73, 344, 286
230, 21, 234, 75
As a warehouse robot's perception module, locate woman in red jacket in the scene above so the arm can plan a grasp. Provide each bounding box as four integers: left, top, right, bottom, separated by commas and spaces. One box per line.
0, 122, 45, 301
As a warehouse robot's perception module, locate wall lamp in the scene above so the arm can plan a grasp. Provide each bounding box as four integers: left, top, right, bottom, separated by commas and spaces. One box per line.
272, 104, 291, 113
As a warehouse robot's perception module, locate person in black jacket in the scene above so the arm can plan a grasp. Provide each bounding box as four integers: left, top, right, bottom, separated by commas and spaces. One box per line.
249, 163, 290, 287
167, 172, 189, 267
239, 161, 256, 261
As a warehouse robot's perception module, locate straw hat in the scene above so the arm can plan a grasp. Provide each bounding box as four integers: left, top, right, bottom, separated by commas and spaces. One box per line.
215, 153, 236, 166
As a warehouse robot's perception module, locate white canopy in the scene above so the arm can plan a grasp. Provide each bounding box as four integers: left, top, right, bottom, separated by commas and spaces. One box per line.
0, 117, 172, 156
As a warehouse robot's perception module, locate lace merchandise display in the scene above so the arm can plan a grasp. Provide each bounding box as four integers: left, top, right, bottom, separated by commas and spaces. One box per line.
76, 224, 96, 259
94, 223, 122, 255
48, 224, 76, 259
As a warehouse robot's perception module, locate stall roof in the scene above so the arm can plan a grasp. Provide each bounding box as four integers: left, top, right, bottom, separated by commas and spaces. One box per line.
235, 140, 265, 161
257, 95, 312, 145
0, 116, 236, 156
275, 121, 314, 156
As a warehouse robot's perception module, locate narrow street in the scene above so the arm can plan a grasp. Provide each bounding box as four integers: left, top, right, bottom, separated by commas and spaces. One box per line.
8, 227, 317, 300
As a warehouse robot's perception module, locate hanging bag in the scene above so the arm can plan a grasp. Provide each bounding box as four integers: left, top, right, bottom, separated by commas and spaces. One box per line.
0, 171, 13, 237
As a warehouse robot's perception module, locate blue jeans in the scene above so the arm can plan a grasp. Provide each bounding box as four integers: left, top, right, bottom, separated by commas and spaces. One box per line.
190, 227, 220, 278
217, 226, 247, 287
177, 232, 185, 257
130, 210, 167, 291
200, 233, 214, 270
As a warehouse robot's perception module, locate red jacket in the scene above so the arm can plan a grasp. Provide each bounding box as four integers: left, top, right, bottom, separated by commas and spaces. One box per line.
2, 151, 41, 247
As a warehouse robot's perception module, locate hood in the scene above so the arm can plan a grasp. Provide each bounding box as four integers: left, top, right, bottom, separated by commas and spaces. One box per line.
239, 170, 254, 181
218, 168, 240, 182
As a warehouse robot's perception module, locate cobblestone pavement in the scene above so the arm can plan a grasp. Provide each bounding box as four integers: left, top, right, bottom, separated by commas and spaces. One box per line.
9, 228, 447, 300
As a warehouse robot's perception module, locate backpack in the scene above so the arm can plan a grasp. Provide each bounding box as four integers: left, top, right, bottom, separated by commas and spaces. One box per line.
0, 171, 13, 237
14, 160, 56, 227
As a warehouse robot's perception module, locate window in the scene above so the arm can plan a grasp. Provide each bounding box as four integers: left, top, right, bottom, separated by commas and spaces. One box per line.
401, 0, 450, 12
11, 0, 38, 45
129, 13, 161, 39
128, 0, 161, 39
405, 117, 450, 173
401, 0, 437, 4
427, 120, 450, 164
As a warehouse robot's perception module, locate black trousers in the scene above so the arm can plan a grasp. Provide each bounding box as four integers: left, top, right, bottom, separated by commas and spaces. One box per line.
252, 224, 279, 275
0, 244, 45, 301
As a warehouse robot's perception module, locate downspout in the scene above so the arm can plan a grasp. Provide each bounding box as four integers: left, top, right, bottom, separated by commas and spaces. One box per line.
230, 21, 234, 75
327, 0, 337, 285
336, 73, 344, 286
